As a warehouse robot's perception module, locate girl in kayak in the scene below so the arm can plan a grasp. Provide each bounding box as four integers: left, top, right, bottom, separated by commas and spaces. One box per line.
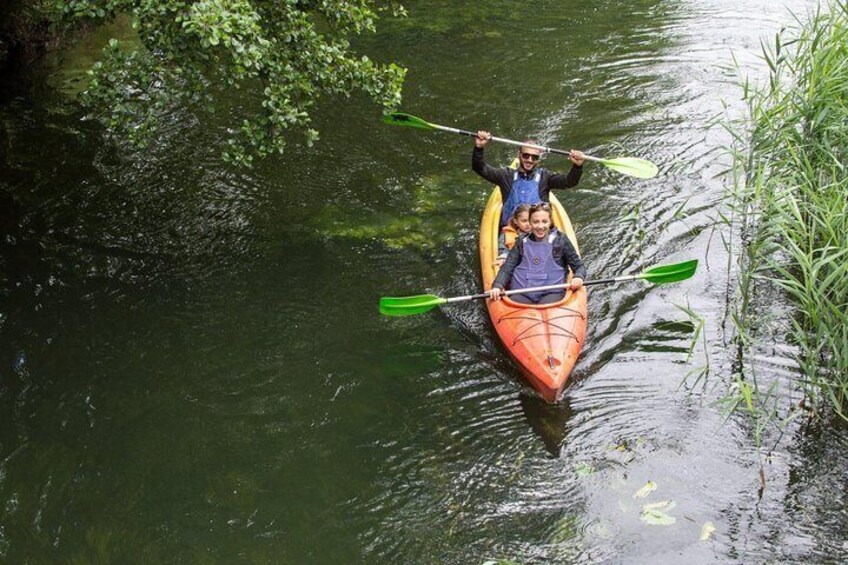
488, 202, 586, 304
497, 204, 532, 266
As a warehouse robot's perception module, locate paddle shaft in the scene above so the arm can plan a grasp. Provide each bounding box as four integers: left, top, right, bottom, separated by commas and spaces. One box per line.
443, 274, 642, 304
385, 113, 659, 177
379, 260, 696, 316
431, 124, 604, 162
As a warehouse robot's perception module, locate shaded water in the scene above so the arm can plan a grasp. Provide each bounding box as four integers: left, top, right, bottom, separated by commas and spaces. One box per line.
2, 0, 847, 562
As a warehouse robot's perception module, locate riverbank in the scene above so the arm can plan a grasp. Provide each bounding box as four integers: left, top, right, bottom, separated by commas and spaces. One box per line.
0, 1, 63, 74
727, 0, 848, 421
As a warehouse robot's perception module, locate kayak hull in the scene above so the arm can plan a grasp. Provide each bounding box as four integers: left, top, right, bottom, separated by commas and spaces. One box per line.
479, 187, 588, 402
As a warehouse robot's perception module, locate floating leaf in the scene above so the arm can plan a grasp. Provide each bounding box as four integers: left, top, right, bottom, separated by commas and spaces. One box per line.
633, 480, 657, 498
574, 462, 595, 477
700, 521, 716, 540
640, 500, 677, 525
643, 500, 676, 511
641, 508, 676, 526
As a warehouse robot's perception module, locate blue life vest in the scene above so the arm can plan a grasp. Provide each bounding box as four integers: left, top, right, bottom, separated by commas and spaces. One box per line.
500, 169, 543, 226
511, 231, 566, 302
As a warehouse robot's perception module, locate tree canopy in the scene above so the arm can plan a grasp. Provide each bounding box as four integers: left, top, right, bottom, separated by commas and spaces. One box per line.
55, 0, 407, 165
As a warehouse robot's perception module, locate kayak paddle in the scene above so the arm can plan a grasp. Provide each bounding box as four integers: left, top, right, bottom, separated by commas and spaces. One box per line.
383, 112, 659, 179
379, 259, 697, 317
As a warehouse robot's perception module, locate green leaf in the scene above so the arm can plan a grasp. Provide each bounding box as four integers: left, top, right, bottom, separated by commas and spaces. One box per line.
574, 462, 595, 477
640, 500, 677, 525
641, 508, 676, 526
633, 480, 657, 498
66, 0, 407, 165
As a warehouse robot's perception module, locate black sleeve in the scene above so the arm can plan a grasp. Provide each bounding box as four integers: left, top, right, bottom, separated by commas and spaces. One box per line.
497, 232, 508, 257
472, 146, 513, 189
546, 165, 583, 190
559, 235, 588, 280
493, 240, 523, 289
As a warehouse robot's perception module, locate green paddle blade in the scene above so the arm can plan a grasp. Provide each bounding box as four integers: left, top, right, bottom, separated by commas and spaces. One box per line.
639, 259, 698, 284
379, 294, 447, 317
382, 112, 436, 131
600, 157, 659, 179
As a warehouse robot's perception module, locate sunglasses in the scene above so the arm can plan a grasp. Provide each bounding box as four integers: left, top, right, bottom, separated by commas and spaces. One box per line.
521, 152, 541, 161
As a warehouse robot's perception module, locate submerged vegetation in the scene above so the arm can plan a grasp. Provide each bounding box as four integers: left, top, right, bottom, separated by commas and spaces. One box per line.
311, 174, 480, 251
726, 0, 848, 421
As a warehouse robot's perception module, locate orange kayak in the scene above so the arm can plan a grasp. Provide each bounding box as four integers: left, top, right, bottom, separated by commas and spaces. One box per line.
479, 186, 588, 402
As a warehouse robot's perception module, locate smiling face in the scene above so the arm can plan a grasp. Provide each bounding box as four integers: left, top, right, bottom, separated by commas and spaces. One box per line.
529, 208, 552, 239
518, 145, 541, 172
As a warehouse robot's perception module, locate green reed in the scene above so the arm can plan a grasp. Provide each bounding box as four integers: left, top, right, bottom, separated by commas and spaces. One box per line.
674, 300, 710, 393
727, 1, 848, 421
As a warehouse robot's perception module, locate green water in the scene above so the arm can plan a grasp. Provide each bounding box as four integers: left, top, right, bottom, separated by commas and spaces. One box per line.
2, 1, 847, 563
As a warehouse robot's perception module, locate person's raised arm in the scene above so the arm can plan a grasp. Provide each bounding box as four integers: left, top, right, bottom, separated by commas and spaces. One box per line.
547, 149, 586, 189
472, 131, 510, 185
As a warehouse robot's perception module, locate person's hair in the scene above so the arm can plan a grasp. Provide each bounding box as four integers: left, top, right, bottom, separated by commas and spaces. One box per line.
509, 204, 531, 230
520, 139, 541, 150
529, 202, 552, 218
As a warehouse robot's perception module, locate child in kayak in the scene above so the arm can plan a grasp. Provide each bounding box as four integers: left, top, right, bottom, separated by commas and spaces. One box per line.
488, 202, 586, 304
497, 204, 532, 266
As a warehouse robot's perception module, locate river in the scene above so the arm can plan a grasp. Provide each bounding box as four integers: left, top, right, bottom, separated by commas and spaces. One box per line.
2, 0, 846, 562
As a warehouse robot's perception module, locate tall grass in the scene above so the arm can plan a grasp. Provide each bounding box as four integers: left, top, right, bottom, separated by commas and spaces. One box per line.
727, 0, 848, 421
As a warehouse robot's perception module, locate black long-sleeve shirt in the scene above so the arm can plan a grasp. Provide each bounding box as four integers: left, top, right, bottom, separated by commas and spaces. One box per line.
472, 146, 583, 203
493, 230, 587, 290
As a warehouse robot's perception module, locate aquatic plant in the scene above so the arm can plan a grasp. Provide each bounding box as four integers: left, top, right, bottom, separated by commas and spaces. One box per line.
309, 174, 475, 251
674, 300, 710, 392
725, 1, 848, 421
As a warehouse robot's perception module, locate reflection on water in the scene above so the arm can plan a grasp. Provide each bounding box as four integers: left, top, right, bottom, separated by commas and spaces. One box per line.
2, 0, 844, 563
520, 393, 574, 457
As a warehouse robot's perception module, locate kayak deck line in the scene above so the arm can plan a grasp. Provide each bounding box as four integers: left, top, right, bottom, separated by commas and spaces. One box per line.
495, 284, 586, 349
504, 313, 583, 346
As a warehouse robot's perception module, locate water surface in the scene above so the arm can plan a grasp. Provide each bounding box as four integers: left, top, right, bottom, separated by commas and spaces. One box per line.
2, 0, 846, 562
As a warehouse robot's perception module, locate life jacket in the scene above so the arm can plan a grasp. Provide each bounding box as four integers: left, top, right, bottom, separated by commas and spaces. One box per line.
500, 225, 520, 250
511, 230, 566, 302
500, 169, 543, 226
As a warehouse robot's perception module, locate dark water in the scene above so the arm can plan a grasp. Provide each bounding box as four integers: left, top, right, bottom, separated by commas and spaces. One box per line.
2, 0, 846, 562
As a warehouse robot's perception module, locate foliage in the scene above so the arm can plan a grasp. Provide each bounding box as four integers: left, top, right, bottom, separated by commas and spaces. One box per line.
725, 0, 848, 420
52, 0, 407, 165
639, 501, 676, 526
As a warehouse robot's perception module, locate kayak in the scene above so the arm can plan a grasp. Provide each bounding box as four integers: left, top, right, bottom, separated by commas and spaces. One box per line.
479, 184, 588, 403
